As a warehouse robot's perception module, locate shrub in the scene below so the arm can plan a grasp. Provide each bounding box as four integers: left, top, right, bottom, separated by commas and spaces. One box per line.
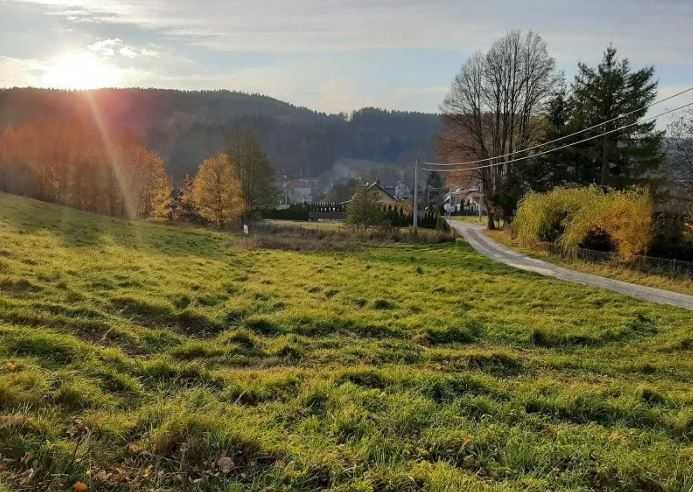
346, 186, 388, 229
561, 188, 653, 261
514, 187, 596, 245
260, 203, 310, 221
514, 186, 654, 261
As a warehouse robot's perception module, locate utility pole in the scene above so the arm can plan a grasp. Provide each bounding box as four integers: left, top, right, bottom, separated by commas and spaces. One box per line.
413, 160, 418, 229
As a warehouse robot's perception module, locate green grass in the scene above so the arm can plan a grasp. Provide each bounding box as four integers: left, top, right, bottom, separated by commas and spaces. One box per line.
0, 192, 692, 491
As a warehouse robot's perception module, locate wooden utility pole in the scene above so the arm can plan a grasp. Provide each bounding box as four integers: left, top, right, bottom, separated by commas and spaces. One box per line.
413, 160, 418, 229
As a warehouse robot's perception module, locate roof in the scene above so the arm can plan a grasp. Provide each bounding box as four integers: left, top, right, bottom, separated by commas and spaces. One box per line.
366, 181, 398, 202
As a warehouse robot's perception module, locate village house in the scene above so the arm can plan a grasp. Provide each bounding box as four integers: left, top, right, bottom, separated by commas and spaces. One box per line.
360, 181, 411, 211
443, 186, 485, 215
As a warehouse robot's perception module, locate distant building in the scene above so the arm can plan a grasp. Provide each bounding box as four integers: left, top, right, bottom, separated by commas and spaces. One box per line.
285, 178, 318, 204
443, 186, 485, 215
351, 181, 411, 211
394, 182, 411, 200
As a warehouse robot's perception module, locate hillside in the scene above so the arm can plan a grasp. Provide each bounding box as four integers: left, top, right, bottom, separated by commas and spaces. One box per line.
0, 88, 440, 182
0, 192, 692, 490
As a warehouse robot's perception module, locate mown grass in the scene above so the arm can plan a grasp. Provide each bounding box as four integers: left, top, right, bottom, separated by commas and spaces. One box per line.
486, 228, 693, 297
0, 192, 692, 491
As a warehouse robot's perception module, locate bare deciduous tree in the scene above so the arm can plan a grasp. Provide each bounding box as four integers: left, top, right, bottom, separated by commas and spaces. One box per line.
666, 110, 693, 196
440, 30, 556, 228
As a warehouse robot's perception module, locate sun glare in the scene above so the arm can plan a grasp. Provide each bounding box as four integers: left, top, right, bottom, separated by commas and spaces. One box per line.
42, 53, 121, 90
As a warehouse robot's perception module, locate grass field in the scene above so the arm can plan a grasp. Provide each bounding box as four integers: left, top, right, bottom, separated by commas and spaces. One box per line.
0, 191, 692, 491
485, 229, 693, 298
448, 215, 487, 225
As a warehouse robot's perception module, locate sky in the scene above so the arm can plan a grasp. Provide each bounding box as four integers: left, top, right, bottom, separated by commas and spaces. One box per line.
1, 0, 693, 116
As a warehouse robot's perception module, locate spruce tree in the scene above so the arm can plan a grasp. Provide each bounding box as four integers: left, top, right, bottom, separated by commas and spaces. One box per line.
568, 46, 663, 187
535, 81, 578, 188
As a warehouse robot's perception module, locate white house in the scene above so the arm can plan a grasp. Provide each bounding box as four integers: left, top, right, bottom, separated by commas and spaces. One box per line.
443, 186, 485, 215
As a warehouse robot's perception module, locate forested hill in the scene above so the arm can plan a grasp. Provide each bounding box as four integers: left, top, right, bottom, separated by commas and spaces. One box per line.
0, 88, 439, 181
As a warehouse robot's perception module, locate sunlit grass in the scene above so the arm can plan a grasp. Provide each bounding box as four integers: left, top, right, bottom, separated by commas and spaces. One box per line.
449, 215, 487, 225
486, 228, 693, 297
0, 192, 692, 491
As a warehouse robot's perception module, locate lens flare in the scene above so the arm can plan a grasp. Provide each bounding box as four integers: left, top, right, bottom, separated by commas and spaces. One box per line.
42, 53, 121, 89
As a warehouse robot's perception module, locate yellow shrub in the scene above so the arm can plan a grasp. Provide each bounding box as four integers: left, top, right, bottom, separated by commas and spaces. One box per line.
515, 186, 653, 261
514, 187, 604, 246
597, 190, 653, 261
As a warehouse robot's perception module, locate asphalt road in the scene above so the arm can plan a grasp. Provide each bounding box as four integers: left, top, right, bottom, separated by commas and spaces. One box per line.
448, 220, 693, 311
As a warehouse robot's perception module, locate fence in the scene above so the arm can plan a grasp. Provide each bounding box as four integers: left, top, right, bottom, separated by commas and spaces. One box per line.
307, 202, 347, 221
537, 242, 693, 279
261, 202, 445, 230
449, 206, 482, 217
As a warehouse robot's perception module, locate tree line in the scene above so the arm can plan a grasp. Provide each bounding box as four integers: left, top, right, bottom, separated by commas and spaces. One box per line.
0, 119, 171, 219
0, 118, 279, 225
439, 31, 666, 228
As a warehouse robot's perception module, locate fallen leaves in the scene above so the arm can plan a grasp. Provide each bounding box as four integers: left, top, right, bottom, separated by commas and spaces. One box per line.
73, 481, 88, 492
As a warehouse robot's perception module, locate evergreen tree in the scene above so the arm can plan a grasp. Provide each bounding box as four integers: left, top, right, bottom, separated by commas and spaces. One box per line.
530, 80, 578, 189
425, 171, 444, 209
175, 174, 202, 222
568, 46, 663, 187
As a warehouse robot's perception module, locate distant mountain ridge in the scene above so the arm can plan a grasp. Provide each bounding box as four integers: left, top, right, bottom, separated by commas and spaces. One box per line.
0, 88, 440, 182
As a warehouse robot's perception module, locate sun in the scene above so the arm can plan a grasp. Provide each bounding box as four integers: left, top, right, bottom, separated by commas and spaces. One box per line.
42, 53, 122, 90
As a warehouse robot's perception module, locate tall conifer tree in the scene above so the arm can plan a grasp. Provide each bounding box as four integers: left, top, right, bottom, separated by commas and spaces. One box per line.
569, 46, 663, 187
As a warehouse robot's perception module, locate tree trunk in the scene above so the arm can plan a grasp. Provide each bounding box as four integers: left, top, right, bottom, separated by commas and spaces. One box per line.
600, 135, 609, 186
487, 213, 496, 230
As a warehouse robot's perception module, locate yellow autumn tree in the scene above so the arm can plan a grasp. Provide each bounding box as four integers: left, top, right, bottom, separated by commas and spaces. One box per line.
191, 153, 244, 227
0, 119, 173, 219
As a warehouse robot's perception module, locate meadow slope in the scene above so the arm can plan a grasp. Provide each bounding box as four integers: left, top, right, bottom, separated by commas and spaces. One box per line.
0, 192, 692, 491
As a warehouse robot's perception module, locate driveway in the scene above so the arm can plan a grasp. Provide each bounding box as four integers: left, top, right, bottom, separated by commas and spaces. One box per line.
448, 221, 693, 311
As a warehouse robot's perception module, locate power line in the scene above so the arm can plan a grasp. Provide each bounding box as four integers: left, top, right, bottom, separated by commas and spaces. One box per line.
421, 100, 693, 173
424, 85, 693, 168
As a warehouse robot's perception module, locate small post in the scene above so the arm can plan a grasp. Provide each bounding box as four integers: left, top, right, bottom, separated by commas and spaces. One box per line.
413, 160, 419, 229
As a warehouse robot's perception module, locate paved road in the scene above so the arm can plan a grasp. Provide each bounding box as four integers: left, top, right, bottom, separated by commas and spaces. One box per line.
449, 221, 693, 311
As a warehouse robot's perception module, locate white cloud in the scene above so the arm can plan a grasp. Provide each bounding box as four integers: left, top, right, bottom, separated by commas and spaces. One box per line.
139, 48, 159, 58
88, 38, 122, 56
0, 56, 43, 87
13, 0, 690, 57
4, 0, 693, 114
88, 38, 159, 59
119, 46, 137, 58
